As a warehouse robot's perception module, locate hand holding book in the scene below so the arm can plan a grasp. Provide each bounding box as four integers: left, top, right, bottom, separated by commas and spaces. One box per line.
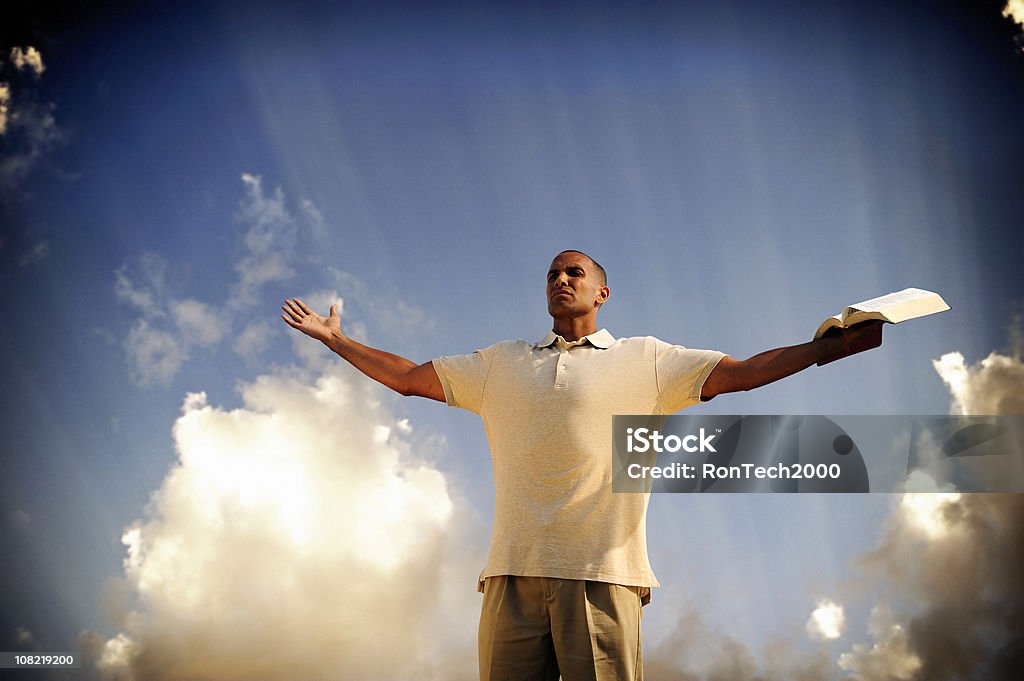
817, 320, 884, 366
812, 288, 948, 366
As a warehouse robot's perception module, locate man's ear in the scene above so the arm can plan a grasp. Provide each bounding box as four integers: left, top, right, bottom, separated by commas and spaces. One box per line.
597, 286, 610, 304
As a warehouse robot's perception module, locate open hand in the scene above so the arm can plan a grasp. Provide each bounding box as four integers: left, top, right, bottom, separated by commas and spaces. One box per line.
281, 298, 343, 344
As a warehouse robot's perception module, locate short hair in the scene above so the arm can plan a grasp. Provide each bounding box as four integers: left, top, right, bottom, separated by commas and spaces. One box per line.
556, 249, 607, 286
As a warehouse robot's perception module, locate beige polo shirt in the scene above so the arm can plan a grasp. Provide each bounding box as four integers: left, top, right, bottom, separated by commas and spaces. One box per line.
432, 329, 725, 592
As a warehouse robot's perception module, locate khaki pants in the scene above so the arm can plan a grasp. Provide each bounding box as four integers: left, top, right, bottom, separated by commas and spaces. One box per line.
478, 576, 645, 681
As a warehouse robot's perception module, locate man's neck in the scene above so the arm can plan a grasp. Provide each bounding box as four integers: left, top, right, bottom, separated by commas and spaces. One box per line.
551, 316, 598, 343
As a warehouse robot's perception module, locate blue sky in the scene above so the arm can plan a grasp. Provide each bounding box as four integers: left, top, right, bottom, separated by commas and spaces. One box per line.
2, 1, 1023, 679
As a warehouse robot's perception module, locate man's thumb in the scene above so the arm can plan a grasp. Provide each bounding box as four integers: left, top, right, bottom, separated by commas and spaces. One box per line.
329, 303, 339, 317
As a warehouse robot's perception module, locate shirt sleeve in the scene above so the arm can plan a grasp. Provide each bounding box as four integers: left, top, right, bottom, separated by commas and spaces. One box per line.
653, 339, 726, 413
431, 344, 499, 413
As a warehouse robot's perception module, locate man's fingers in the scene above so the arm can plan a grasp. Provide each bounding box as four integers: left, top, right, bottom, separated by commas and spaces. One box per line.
282, 301, 304, 323
293, 298, 314, 314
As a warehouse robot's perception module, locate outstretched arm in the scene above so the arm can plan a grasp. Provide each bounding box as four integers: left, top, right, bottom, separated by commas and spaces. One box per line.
281, 298, 445, 402
700, 321, 883, 400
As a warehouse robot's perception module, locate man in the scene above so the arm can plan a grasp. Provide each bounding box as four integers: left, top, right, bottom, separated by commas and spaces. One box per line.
281, 250, 881, 681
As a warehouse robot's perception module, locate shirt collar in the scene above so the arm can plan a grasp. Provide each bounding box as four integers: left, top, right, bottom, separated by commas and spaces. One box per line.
536, 328, 616, 349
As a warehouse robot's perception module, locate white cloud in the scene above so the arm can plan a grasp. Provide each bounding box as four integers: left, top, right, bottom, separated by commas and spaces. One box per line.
1005, 1, 1024, 27
233, 321, 273, 361
933, 318, 1024, 415
84, 364, 479, 680
93, 632, 140, 680
10, 47, 45, 76
898, 490, 962, 540
913, 332, 1024, 492
171, 299, 224, 347
806, 598, 845, 640
117, 255, 215, 386
300, 197, 327, 241
644, 610, 832, 681
123, 319, 188, 386
932, 349, 1024, 415
0, 82, 9, 134
838, 606, 922, 681
116, 175, 431, 384
114, 253, 168, 315
113, 252, 244, 383
114, 176, 322, 383
231, 173, 296, 306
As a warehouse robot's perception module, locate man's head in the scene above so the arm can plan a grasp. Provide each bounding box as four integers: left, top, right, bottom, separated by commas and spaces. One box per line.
546, 250, 610, 322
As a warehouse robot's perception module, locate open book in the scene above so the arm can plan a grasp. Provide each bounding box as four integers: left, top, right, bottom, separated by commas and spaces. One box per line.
813, 288, 950, 340
813, 288, 949, 366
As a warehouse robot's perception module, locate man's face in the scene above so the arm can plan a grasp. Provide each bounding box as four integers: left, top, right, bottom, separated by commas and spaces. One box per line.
546, 252, 609, 319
